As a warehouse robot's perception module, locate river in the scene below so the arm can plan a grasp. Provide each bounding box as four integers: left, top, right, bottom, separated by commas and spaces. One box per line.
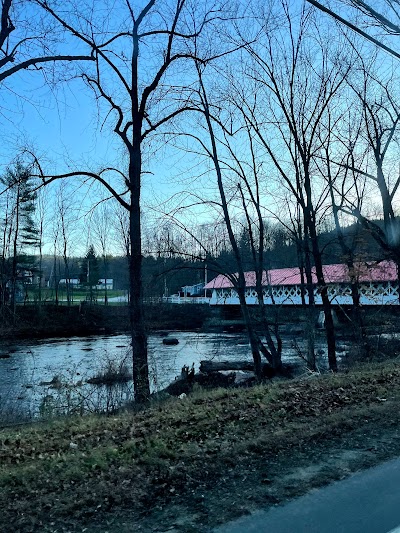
0, 331, 331, 422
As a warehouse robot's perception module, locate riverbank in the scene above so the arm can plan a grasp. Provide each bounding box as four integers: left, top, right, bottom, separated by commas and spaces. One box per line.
0, 303, 212, 339
3, 302, 400, 342
1, 359, 400, 532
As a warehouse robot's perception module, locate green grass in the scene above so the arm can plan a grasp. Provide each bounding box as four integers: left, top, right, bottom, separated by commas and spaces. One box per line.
25, 288, 127, 303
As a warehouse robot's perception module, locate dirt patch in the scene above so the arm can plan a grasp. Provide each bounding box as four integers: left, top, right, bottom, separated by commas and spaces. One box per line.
2, 362, 400, 532
98, 405, 400, 533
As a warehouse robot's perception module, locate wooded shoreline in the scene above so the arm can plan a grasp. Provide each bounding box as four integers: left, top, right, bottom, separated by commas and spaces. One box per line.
0, 303, 212, 340
1, 302, 400, 341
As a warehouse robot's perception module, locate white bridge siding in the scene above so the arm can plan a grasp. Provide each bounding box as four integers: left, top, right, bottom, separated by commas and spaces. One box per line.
209, 281, 400, 306
163, 296, 210, 304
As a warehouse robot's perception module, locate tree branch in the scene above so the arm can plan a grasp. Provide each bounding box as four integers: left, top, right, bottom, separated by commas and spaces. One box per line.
306, 0, 400, 60
0, 0, 13, 50
32, 168, 130, 210
0, 54, 93, 82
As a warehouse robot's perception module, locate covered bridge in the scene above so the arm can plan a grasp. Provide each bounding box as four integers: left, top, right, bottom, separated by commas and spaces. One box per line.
204, 261, 399, 306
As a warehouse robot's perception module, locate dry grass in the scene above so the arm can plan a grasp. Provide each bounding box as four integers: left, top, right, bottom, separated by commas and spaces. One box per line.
1, 360, 400, 532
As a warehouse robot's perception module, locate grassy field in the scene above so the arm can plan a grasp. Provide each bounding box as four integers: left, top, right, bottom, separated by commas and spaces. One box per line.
2, 360, 400, 532
26, 288, 127, 303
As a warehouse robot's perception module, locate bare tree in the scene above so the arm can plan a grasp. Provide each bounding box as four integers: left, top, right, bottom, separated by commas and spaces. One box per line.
318, 108, 370, 353
56, 182, 77, 305
306, 0, 400, 60
112, 203, 130, 262
340, 67, 400, 281
192, 61, 284, 378
0, 1, 92, 82
33, 183, 47, 303
92, 202, 113, 305
224, 123, 283, 368
49, 219, 60, 305
235, 1, 352, 371
32, 0, 231, 402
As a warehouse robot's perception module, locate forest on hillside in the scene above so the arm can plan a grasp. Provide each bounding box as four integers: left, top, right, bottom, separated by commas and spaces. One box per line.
0, 213, 390, 302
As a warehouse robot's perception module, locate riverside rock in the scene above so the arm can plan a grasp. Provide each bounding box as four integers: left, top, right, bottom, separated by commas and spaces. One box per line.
162, 337, 179, 345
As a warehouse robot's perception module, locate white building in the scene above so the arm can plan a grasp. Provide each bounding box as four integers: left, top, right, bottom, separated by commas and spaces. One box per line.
95, 279, 113, 290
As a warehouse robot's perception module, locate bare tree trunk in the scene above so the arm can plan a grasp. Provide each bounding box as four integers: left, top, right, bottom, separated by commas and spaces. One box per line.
11, 182, 20, 320
1, 191, 13, 310
306, 213, 337, 372
38, 219, 43, 304
303, 230, 317, 371
237, 180, 282, 369
104, 259, 108, 306
198, 68, 265, 378
53, 242, 59, 306
33, 0, 230, 401
237, 286, 263, 377
296, 226, 307, 307
129, 131, 150, 402
326, 154, 367, 355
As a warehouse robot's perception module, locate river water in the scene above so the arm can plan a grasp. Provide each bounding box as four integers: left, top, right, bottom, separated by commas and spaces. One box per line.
0, 331, 330, 422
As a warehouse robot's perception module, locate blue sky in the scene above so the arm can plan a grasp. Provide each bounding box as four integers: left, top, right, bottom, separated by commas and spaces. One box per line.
1, 0, 398, 258
0, 69, 120, 175
0, 62, 212, 258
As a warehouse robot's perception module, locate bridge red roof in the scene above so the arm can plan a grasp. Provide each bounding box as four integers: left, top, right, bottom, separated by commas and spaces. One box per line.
204, 261, 398, 289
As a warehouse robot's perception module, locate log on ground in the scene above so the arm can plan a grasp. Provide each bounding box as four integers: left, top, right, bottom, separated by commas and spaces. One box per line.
200, 360, 255, 373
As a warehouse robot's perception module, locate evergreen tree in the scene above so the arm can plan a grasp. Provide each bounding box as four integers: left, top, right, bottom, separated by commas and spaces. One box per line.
0, 162, 39, 310
79, 245, 100, 289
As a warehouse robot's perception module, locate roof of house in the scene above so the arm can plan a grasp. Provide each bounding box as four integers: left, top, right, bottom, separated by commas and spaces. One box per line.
204, 260, 398, 289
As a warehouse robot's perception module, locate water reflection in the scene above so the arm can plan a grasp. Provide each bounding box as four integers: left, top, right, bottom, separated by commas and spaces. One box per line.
0, 331, 326, 420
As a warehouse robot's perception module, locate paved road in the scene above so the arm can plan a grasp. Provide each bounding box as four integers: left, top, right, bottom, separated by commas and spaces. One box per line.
214, 457, 400, 533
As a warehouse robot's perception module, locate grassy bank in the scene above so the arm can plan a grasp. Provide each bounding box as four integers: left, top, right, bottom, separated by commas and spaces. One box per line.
2, 302, 400, 341
2, 360, 400, 532
0, 303, 212, 339
26, 289, 127, 302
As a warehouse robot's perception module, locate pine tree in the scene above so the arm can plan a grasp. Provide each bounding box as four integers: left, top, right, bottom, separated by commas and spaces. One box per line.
0, 162, 39, 311
79, 245, 100, 299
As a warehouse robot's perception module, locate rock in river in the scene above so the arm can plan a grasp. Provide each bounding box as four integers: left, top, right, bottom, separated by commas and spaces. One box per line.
162, 338, 179, 346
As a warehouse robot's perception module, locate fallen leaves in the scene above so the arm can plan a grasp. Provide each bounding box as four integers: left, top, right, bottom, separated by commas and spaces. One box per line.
0, 362, 400, 531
